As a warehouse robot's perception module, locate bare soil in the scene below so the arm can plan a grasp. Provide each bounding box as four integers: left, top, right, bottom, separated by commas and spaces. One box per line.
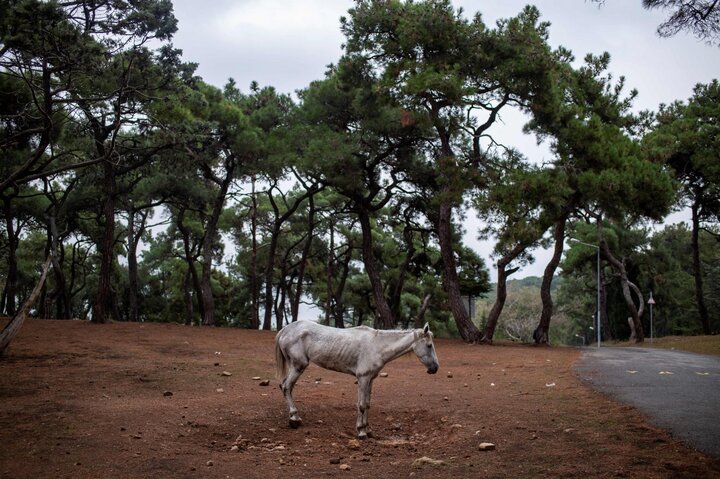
1, 320, 719, 479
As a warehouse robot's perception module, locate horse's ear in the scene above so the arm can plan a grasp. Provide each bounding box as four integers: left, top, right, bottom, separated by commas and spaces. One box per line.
423, 323, 430, 335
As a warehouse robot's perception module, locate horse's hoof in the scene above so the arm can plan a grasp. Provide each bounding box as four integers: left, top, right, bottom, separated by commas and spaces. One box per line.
289, 419, 302, 429
357, 433, 368, 440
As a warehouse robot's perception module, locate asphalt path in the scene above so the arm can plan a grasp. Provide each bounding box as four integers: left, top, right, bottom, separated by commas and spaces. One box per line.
575, 347, 720, 459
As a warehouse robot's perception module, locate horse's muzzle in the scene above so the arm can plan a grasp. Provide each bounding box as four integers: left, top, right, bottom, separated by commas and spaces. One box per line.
427, 365, 438, 374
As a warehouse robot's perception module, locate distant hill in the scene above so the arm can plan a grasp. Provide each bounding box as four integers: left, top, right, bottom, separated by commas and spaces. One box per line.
480, 275, 561, 299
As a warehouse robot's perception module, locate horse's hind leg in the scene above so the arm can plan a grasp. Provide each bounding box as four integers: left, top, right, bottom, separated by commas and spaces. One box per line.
356, 375, 374, 439
281, 361, 305, 428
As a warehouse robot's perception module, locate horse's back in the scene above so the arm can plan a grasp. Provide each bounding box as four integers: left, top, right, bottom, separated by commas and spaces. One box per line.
277, 320, 330, 343
276, 321, 374, 375
278, 321, 375, 342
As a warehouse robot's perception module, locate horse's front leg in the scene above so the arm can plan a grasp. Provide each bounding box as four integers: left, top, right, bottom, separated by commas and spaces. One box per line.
356, 375, 374, 439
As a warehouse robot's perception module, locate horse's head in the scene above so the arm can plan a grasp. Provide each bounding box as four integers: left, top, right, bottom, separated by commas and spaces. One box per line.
413, 323, 439, 374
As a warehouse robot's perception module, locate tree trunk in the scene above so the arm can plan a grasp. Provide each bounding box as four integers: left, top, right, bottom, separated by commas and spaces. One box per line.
600, 237, 644, 342
628, 280, 645, 319
357, 209, 395, 329
0, 256, 52, 355
534, 217, 567, 344
2, 196, 19, 316
691, 199, 710, 334
291, 195, 315, 322
627, 317, 637, 342
332, 245, 353, 329
183, 266, 194, 326
273, 279, 285, 330
325, 219, 335, 326
391, 227, 415, 326
47, 215, 70, 319
483, 263, 521, 343
68, 240, 87, 313
262, 223, 280, 331
437, 199, 481, 342
276, 238, 298, 330
92, 159, 117, 324
482, 244, 525, 343
126, 206, 140, 322
200, 162, 235, 326
249, 175, 260, 329
414, 294, 432, 328
177, 208, 204, 322
262, 187, 282, 330
126, 207, 149, 322
262, 185, 317, 330
198, 266, 215, 326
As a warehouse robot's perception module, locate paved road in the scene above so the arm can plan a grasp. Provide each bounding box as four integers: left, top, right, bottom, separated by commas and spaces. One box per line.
575, 347, 720, 459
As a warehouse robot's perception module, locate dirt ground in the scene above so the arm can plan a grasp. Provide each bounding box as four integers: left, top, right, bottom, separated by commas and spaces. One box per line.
1, 320, 719, 479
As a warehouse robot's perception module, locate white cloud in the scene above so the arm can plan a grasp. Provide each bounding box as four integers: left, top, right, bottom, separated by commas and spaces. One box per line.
216, 0, 346, 35
173, 0, 352, 92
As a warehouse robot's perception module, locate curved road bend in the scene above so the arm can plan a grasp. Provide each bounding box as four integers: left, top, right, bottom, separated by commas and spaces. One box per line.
575, 347, 720, 459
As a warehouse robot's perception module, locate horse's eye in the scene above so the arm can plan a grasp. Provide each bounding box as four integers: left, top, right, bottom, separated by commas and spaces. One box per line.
427, 344, 432, 349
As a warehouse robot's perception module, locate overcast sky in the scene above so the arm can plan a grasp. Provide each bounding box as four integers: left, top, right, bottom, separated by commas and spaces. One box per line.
168, 0, 720, 280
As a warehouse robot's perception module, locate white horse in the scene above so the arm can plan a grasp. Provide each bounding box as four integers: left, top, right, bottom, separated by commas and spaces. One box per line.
275, 321, 439, 439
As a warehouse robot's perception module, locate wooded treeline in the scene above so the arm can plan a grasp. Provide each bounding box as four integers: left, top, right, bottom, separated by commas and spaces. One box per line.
1, 0, 718, 343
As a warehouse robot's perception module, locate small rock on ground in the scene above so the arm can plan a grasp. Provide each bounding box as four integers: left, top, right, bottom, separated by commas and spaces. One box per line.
412, 456, 446, 467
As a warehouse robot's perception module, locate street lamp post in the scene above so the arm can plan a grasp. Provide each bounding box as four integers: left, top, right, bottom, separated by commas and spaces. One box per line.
569, 238, 601, 348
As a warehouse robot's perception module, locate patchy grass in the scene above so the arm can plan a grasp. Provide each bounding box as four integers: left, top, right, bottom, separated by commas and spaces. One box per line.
613, 335, 720, 356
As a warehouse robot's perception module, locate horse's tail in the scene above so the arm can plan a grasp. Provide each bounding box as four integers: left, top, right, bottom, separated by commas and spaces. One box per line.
275, 334, 287, 382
